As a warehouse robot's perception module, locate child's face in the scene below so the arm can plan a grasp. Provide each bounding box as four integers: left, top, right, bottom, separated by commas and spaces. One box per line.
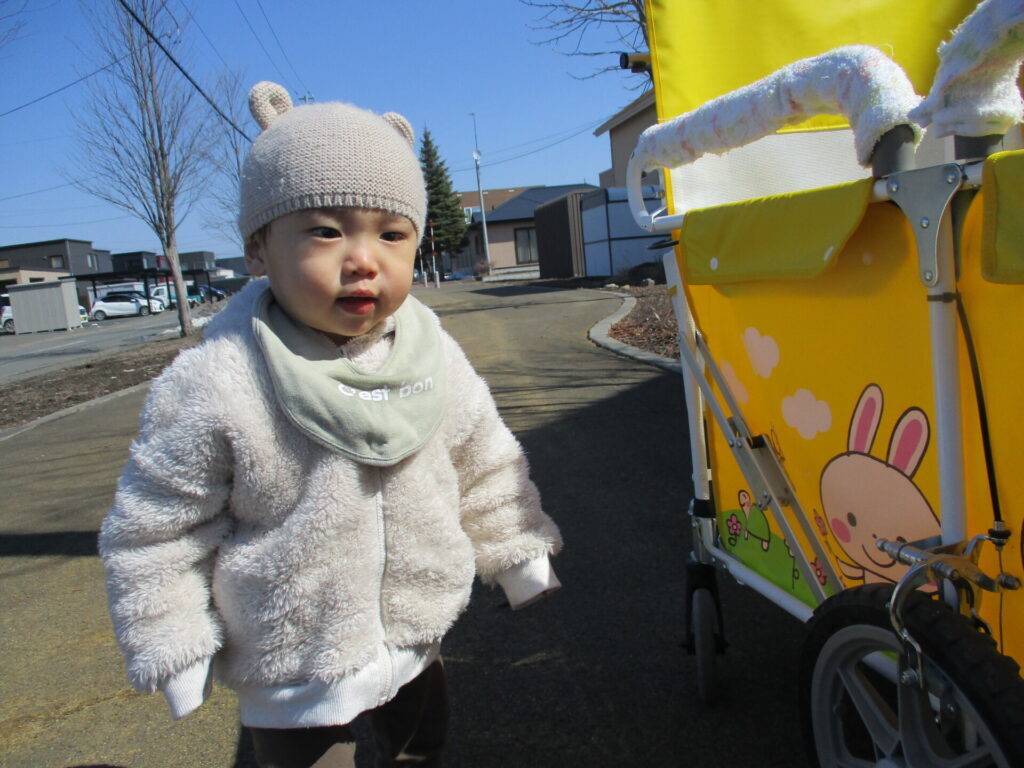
246, 207, 418, 343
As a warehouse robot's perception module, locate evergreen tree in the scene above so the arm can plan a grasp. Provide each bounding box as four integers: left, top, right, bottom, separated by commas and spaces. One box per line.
419, 128, 467, 264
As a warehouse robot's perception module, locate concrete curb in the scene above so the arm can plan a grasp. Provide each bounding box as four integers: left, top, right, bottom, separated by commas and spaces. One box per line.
586, 291, 681, 374
0, 380, 151, 443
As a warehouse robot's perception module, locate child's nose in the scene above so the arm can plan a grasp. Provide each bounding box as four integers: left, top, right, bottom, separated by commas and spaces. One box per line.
342, 239, 378, 276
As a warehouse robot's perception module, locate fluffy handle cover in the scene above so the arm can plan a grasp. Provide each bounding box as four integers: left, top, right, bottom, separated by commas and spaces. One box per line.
634, 45, 922, 172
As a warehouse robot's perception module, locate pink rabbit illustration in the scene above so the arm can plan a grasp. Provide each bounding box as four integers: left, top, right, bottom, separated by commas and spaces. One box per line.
820, 383, 940, 585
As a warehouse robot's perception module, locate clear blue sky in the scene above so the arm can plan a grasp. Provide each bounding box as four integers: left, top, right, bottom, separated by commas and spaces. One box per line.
0, 0, 647, 262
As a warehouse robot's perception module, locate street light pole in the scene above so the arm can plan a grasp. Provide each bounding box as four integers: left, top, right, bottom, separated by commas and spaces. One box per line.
470, 112, 492, 276
429, 220, 440, 288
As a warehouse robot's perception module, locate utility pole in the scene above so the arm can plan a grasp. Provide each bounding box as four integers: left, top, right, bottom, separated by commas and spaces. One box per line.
469, 112, 492, 276
417, 247, 427, 286
429, 220, 440, 288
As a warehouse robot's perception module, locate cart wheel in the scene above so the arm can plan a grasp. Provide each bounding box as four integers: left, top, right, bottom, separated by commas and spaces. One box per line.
799, 584, 1024, 768
692, 587, 720, 705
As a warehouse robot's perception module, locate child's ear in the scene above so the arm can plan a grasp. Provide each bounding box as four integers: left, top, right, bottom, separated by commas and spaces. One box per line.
244, 237, 268, 277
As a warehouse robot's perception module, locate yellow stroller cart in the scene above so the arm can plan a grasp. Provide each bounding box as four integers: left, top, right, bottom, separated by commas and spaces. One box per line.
627, 1, 1024, 765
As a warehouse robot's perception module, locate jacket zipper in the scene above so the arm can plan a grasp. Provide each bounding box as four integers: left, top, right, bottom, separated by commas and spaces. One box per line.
374, 467, 393, 703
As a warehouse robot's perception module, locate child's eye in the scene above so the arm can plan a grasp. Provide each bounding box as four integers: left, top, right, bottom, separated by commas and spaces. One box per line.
380, 231, 407, 242
311, 226, 341, 238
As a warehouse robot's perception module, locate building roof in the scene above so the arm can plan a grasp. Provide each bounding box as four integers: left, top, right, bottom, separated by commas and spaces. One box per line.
0, 238, 94, 252
455, 187, 534, 212
593, 90, 656, 137
479, 184, 598, 224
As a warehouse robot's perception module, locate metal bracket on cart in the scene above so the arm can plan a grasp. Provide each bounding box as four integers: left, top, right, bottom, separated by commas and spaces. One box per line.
878, 529, 1021, 690
680, 330, 843, 604
876, 159, 984, 287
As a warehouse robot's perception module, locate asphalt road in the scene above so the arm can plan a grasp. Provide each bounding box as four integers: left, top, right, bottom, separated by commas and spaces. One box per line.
0, 282, 811, 767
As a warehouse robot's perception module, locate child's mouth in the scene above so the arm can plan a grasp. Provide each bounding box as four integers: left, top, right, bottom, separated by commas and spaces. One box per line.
337, 296, 377, 315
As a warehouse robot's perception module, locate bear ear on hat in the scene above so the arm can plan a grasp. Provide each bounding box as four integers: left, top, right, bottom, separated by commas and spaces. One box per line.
249, 81, 293, 130
382, 112, 415, 148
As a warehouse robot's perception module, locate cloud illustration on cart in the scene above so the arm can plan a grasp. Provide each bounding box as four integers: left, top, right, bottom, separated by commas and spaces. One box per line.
720, 360, 749, 404
743, 327, 779, 378
783, 389, 832, 439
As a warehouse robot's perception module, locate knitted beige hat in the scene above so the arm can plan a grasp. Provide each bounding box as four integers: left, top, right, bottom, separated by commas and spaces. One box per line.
239, 81, 426, 241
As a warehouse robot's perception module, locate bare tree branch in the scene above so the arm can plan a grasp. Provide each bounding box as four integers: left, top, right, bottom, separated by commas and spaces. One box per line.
70, 0, 216, 337
520, 0, 650, 85
201, 69, 251, 256
0, 0, 28, 49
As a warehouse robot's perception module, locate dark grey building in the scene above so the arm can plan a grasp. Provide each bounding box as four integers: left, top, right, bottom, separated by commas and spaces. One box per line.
179, 251, 216, 271
0, 239, 113, 291
111, 251, 158, 271
216, 256, 249, 276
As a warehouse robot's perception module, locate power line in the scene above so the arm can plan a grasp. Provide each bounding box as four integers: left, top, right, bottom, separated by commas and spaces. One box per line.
253, 0, 310, 95
451, 116, 608, 173
0, 134, 70, 148
0, 214, 133, 229
0, 58, 122, 119
230, 0, 291, 88
175, 1, 231, 70
0, 178, 99, 203
113, 0, 251, 142
0, 202, 113, 215
485, 115, 607, 156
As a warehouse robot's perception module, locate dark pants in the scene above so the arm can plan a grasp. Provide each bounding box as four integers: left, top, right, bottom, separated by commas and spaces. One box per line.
249, 660, 449, 768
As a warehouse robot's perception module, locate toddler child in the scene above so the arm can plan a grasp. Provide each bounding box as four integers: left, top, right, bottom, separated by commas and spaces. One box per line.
99, 81, 562, 768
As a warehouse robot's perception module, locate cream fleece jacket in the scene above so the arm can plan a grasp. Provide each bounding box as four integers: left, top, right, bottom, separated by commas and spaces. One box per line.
99, 280, 562, 724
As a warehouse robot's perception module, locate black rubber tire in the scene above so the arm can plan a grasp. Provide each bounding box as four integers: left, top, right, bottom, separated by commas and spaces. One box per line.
692, 587, 720, 705
799, 583, 1024, 768
139, 306, 150, 316
3, 319, 13, 333
93, 310, 106, 321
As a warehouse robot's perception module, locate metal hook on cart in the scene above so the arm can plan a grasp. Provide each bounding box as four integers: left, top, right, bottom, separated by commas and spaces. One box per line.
879, 533, 1021, 689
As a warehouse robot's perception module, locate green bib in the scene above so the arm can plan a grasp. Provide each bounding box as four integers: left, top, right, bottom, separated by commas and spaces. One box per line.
253, 290, 446, 466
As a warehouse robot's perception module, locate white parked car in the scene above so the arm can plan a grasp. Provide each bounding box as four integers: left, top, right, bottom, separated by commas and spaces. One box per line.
90, 292, 163, 320
1, 304, 12, 334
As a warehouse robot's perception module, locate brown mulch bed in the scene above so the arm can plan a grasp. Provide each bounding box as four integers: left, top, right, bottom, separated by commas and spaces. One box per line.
1, 287, 678, 432
603, 284, 678, 361
0, 332, 202, 430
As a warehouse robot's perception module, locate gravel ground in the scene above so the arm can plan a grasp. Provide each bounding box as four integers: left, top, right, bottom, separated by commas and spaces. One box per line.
0, 286, 674, 431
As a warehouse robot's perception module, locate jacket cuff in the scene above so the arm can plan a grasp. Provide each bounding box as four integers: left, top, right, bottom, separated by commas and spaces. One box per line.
494, 556, 561, 610
159, 657, 213, 719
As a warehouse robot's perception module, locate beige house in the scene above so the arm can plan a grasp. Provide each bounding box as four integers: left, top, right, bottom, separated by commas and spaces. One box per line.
594, 90, 659, 189
462, 184, 596, 276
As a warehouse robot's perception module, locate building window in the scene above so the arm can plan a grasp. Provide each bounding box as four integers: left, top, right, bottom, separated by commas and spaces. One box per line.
514, 227, 538, 264
49, 255, 65, 269
87, 253, 96, 269
0, 259, 8, 269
